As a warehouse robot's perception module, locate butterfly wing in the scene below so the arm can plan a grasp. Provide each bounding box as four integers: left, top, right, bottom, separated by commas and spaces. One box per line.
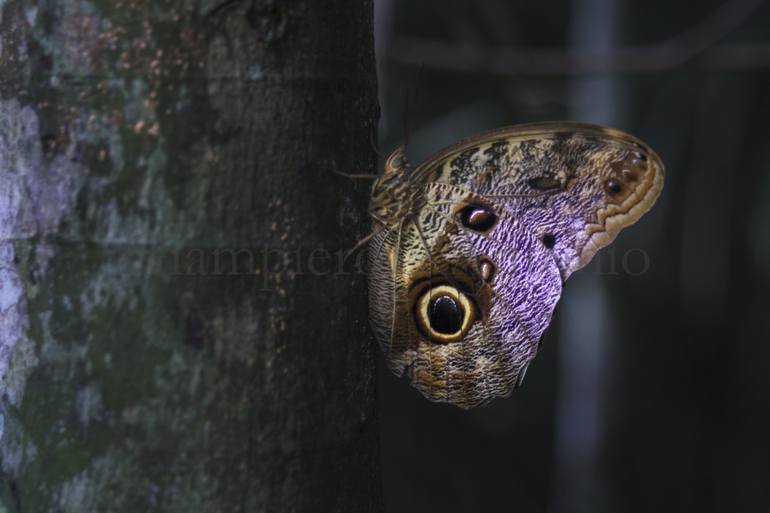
368, 122, 664, 408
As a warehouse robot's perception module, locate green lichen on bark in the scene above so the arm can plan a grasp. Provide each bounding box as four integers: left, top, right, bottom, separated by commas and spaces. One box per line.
0, 1, 380, 511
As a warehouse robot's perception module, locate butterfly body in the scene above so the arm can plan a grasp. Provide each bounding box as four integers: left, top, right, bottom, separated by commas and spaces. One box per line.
367, 122, 664, 409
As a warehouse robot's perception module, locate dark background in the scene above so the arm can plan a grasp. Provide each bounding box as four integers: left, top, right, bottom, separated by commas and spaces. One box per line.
373, 0, 770, 512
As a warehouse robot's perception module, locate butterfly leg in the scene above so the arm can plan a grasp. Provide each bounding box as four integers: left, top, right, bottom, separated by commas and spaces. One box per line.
341, 208, 393, 260
332, 123, 383, 179
344, 228, 381, 260
387, 220, 406, 359
333, 170, 381, 180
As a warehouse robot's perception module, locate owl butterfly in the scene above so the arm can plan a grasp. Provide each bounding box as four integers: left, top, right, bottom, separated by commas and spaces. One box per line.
367, 122, 664, 409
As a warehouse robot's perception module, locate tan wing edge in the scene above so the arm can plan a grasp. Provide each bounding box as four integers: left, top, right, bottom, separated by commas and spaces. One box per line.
572, 152, 665, 273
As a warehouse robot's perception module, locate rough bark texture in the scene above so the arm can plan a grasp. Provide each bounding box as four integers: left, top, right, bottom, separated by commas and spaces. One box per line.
0, 1, 381, 511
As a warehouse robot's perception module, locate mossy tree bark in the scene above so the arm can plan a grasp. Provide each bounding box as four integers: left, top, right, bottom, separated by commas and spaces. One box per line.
0, 1, 380, 511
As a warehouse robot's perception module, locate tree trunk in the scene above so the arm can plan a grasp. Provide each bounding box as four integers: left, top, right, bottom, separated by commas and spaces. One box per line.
0, 1, 381, 511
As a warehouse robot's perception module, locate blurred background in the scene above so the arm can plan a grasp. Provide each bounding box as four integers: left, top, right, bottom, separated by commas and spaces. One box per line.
372, 0, 770, 511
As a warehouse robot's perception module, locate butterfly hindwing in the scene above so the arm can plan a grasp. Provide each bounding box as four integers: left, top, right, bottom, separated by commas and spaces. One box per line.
369, 183, 563, 408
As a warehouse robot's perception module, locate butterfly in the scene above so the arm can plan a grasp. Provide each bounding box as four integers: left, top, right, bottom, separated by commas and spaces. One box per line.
365, 122, 664, 409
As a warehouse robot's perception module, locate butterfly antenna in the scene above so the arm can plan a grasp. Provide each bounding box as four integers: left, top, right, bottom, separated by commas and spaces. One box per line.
405, 63, 426, 159
344, 228, 379, 260
333, 121, 383, 180
402, 92, 409, 155
415, 62, 426, 102
369, 123, 383, 159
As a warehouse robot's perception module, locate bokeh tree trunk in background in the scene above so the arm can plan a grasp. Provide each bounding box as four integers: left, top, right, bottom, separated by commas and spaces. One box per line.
0, 1, 381, 511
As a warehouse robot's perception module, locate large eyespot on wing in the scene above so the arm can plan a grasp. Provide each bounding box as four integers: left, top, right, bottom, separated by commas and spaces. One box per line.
413, 284, 477, 344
